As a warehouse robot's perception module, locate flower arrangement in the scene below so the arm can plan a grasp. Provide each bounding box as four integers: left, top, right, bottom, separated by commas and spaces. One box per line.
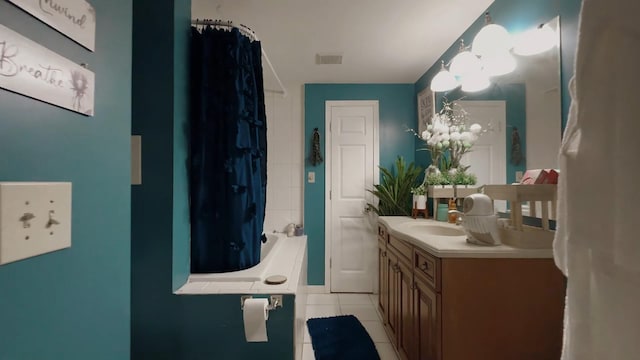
410, 99, 483, 185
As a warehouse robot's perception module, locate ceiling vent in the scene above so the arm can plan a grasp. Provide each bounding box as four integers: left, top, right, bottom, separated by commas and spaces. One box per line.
316, 53, 343, 65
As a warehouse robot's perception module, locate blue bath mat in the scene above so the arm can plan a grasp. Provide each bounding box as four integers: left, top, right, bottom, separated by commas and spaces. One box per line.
306, 315, 380, 360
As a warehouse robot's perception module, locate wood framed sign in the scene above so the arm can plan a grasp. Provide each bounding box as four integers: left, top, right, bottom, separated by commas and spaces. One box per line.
0, 24, 95, 116
7, 0, 96, 51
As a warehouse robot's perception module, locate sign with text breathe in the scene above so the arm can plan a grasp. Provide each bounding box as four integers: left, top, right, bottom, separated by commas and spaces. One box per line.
0, 24, 95, 116
7, 0, 95, 51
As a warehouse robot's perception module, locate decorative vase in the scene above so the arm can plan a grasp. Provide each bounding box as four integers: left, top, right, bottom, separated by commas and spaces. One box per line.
425, 165, 441, 177
413, 195, 427, 210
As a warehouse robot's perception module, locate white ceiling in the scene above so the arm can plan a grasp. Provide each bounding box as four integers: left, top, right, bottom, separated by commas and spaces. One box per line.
191, 0, 494, 90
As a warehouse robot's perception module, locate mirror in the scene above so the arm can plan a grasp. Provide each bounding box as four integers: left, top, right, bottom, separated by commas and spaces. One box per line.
443, 16, 561, 185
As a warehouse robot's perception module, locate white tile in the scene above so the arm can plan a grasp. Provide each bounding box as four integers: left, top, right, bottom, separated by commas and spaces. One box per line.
361, 321, 390, 343
307, 294, 339, 305
305, 304, 341, 320
291, 167, 303, 188
268, 187, 292, 210
295, 344, 303, 360
376, 342, 399, 360
302, 344, 316, 360
304, 323, 311, 343
268, 164, 292, 188
340, 304, 381, 321
269, 136, 293, 164
263, 210, 292, 233
290, 187, 302, 211
338, 293, 374, 305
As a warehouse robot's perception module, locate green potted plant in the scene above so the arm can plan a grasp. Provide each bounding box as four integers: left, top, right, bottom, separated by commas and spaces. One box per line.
367, 156, 422, 216
411, 184, 427, 210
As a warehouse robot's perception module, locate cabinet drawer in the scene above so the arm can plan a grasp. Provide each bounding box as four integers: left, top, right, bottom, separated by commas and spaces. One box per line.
389, 235, 412, 263
414, 247, 440, 291
378, 224, 388, 241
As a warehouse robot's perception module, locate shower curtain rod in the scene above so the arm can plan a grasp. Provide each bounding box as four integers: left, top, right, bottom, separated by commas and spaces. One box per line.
191, 19, 287, 97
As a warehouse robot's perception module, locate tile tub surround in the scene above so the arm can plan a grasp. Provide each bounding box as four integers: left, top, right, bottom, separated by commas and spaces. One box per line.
302, 293, 398, 360
378, 216, 554, 258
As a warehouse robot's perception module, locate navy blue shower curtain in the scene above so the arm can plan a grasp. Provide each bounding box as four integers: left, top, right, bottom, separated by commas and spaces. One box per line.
189, 26, 267, 273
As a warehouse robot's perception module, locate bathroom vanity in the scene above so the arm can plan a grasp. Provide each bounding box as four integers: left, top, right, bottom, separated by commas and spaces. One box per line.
377, 217, 565, 360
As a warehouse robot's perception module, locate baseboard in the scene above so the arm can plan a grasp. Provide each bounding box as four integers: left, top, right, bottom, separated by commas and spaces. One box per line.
306, 285, 329, 294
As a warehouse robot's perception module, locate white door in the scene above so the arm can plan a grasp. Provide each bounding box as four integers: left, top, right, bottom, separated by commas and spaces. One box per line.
326, 101, 379, 293
456, 100, 507, 211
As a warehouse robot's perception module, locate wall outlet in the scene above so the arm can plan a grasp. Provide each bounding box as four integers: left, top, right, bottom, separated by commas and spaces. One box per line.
0, 182, 72, 265
307, 171, 315, 183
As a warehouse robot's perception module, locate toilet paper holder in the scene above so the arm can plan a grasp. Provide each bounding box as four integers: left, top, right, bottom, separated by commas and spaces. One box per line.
241, 295, 282, 311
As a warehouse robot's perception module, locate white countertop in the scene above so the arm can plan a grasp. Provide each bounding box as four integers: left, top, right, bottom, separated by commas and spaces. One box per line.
378, 216, 554, 259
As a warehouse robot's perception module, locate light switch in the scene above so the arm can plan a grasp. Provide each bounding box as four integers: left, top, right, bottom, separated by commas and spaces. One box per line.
307, 171, 315, 183
0, 182, 72, 265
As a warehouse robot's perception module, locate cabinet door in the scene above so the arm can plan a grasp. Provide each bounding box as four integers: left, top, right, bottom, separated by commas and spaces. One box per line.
385, 251, 399, 346
397, 260, 414, 360
414, 277, 441, 360
378, 243, 388, 323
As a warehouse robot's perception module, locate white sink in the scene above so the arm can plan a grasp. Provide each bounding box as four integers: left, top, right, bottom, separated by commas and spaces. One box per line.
402, 222, 466, 236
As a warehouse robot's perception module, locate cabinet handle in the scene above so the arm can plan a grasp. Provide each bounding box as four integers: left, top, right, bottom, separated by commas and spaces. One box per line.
393, 264, 400, 272
420, 261, 430, 271
382, 251, 387, 258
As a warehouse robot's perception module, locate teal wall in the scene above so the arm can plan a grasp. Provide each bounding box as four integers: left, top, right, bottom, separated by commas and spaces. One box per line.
415, 0, 583, 172
131, 1, 295, 359
304, 84, 416, 285
0, 1, 132, 359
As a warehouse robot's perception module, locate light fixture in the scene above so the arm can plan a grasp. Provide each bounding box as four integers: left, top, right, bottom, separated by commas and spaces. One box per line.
472, 12, 512, 57
461, 71, 490, 92
430, 61, 458, 92
449, 39, 481, 77
513, 23, 557, 56
482, 50, 517, 77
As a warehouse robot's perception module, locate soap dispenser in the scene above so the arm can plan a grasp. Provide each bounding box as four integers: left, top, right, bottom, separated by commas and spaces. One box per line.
447, 198, 458, 224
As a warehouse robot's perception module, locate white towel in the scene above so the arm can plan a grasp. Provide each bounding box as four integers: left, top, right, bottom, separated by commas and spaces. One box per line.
555, 0, 640, 359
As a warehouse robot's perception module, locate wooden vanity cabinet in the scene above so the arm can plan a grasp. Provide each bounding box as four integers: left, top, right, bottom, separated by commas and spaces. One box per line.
377, 223, 565, 360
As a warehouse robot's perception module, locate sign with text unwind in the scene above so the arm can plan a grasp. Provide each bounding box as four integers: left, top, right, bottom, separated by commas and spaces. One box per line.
7, 0, 95, 51
0, 24, 95, 116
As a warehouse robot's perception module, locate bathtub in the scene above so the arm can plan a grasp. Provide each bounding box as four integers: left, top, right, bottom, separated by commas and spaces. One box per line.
176, 232, 307, 360
189, 233, 299, 282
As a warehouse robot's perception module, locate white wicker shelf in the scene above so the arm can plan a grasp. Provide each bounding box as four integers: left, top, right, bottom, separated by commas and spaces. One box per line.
483, 184, 558, 249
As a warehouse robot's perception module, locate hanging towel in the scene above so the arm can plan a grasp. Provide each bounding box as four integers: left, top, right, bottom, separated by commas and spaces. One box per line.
554, 1, 640, 359
311, 128, 323, 166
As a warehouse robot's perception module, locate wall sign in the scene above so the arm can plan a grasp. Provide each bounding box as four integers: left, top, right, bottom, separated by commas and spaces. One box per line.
0, 24, 95, 116
7, 0, 96, 51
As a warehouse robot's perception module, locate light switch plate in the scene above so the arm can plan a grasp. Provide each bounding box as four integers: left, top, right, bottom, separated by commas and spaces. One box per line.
307, 171, 315, 183
0, 182, 72, 265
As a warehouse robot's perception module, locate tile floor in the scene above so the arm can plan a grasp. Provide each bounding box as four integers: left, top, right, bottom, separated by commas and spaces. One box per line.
302, 293, 399, 360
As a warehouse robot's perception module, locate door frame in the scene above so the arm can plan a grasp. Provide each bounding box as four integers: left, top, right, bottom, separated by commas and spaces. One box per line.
324, 100, 380, 292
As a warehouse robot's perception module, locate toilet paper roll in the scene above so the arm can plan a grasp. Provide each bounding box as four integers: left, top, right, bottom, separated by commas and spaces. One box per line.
243, 298, 269, 342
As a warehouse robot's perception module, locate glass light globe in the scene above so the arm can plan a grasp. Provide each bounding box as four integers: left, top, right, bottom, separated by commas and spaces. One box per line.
450, 50, 481, 77
430, 68, 458, 92
461, 71, 490, 92
472, 14, 512, 56
482, 51, 517, 76
513, 24, 557, 56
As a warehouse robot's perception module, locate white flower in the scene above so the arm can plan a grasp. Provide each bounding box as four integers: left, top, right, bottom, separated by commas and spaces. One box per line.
460, 131, 473, 142
470, 123, 482, 134
450, 131, 461, 141
441, 133, 450, 141
421, 130, 431, 140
